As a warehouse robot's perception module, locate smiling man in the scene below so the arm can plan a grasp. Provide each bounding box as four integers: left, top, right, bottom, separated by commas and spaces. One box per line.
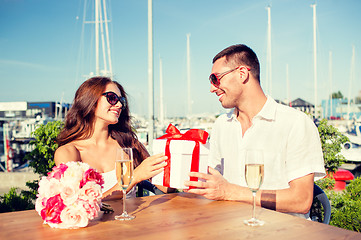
184, 44, 326, 219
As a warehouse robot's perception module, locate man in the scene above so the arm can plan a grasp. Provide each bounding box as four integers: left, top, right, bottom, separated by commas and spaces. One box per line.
184, 44, 325, 218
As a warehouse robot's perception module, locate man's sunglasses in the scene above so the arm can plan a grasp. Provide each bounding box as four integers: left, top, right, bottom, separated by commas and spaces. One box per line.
102, 92, 127, 110
209, 66, 250, 87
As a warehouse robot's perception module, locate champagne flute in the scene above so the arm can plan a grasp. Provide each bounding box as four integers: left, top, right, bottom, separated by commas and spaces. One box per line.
244, 149, 264, 226
115, 147, 135, 220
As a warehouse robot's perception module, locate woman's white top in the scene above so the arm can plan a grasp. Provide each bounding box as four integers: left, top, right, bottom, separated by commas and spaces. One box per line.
101, 169, 136, 198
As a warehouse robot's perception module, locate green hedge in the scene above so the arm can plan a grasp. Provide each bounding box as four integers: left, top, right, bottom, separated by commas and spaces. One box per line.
326, 177, 361, 232
0, 188, 34, 213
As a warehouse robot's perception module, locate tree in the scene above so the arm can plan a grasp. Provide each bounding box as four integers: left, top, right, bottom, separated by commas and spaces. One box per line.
317, 119, 348, 175
21, 121, 63, 201
355, 96, 361, 104
24, 120, 63, 176
0, 121, 64, 212
331, 91, 344, 99
311, 119, 347, 221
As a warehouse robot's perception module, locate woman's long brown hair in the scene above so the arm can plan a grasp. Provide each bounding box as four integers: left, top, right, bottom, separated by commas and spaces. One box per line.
57, 76, 149, 167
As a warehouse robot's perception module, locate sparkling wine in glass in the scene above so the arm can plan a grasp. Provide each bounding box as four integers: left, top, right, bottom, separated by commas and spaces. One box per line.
115, 147, 135, 220
244, 149, 264, 226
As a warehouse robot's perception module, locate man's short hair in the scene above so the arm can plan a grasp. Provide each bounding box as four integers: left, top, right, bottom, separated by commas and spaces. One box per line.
213, 44, 260, 82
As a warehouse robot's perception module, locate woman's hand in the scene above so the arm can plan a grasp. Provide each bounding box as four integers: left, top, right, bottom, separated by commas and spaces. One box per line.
132, 153, 168, 185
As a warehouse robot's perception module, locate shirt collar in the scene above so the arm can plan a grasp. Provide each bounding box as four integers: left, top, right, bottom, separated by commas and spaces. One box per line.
256, 95, 277, 121
226, 95, 277, 122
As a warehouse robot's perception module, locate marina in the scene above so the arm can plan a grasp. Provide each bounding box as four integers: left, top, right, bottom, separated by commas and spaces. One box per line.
1, 0, 360, 192
1, 99, 360, 172
1, 1, 361, 236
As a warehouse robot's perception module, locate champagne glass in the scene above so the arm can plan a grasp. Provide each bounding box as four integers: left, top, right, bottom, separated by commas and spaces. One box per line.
115, 147, 135, 220
244, 149, 264, 226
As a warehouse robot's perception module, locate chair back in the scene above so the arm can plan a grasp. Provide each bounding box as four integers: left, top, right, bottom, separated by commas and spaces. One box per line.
311, 183, 331, 224
137, 180, 164, 197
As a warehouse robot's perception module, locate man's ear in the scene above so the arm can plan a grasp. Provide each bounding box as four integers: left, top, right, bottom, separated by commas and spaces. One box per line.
238, 66, 250, 84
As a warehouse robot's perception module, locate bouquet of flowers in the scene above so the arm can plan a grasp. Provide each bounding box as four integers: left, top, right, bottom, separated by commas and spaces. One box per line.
35, 162, 104, 229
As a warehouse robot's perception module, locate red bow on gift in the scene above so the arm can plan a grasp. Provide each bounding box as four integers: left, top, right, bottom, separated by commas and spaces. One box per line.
157, 124, 209, 189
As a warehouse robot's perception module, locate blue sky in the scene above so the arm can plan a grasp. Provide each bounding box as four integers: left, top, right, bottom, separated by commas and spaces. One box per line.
0, 0, 360, 117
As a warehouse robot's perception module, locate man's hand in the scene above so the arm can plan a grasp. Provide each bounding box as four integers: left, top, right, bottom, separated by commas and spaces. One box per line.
185, 167, 315, 214
184, 166, 230, 200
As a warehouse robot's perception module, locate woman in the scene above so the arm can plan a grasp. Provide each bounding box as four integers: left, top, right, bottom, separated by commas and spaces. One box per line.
54, 76, 167, 200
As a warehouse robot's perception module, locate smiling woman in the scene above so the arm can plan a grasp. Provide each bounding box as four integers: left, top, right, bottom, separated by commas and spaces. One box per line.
54, 76, 169, 200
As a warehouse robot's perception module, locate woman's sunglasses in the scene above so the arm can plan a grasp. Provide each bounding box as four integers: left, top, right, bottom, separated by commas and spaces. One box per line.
102, 91, 127, 110
209, 66, 250, 87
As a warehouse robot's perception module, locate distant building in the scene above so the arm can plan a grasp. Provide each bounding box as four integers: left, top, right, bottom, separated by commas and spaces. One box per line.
0, 101, 70, 119
321, 98, 361, 120
290, 98, 315, 115
0, 101, 70, 169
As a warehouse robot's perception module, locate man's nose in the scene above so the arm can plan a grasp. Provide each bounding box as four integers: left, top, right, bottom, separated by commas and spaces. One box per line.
210, 83, 217, 93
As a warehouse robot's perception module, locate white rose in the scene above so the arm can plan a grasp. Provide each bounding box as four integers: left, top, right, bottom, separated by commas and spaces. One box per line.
37, 176, 49, 196
60, 183, 79, 206
79, 162, 91, 172
79, 182, 102, 202
61, 166, 83, 188
35, 196, 46, 214
38, 177, 62, 198
59, 205, 89, 229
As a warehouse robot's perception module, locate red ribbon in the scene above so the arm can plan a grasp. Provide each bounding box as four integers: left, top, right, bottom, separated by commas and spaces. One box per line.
157, 124, 209, 189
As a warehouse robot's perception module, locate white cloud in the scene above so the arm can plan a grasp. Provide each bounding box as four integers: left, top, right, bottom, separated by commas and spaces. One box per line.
0, 59, 46, 70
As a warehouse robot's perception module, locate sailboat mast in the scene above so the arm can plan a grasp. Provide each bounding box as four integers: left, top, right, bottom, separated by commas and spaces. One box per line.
187, 33, 191, 117
102, 0, 113, 76
148, 0, 154, 151
95, 0, 100, 75
286, 64, 290, 106
266, 6, 272, 95
159, 57, 164, 126
311, 4, 318, 118
80, 0, 113, 79
329, 51, 333, 118
347, 45, 356, 122
99, 2, 108, 74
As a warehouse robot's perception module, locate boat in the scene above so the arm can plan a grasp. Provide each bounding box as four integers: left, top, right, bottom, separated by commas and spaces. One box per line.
341, 122, 361, 162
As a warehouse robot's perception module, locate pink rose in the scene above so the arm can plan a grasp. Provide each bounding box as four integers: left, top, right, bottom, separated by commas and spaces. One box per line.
79, 182, 102, 202
40, 194, 66, 224
48, 164, 68, 180
59, 205, 89, 229
79, 199, 100, 219
80, 168, 104, 188
60, 184, 79, 206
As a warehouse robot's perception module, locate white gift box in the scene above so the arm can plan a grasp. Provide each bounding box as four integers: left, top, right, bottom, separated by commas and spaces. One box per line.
152, 139, 210, 189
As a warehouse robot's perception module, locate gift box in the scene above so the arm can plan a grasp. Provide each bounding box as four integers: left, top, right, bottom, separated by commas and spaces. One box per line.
152, 124, 210, 189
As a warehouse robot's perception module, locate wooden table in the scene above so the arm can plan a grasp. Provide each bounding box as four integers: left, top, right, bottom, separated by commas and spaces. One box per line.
0, 192, 360, 240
